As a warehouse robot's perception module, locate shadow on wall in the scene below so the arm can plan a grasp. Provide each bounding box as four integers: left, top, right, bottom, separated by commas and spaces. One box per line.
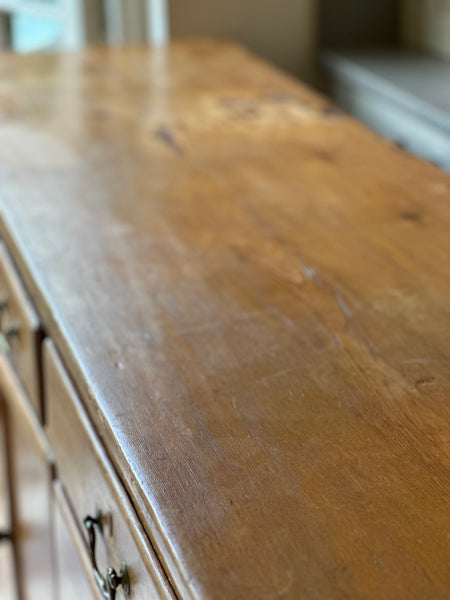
319, 0, 400, 48
402, 0, 450, 60
169, 0, 317, 82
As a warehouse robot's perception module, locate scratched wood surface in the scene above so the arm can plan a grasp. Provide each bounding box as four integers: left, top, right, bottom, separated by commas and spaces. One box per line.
0, 40, 449, 599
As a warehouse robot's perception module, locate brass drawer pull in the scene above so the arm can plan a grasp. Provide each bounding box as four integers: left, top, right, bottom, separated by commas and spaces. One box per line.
0, 332, 10, 354
0, 319, 20, 355
0, 294, 11, 354
83, 513, 130, 599
0, 293, 8, 312
0, 529, 12, 542
4, 320, 20, 339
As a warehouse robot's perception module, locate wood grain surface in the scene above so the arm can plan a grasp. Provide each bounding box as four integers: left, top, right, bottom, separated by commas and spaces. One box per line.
0, 40, 449, 599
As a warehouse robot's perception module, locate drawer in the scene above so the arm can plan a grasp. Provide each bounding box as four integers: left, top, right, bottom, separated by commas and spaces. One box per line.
0, 543, 15, 600
44, 339, 175, 600
0, 393, 15, 600
52, 480, 101, 600
0, 241, 42, 420
0, 393, 11, 534
0, 354, 54, 600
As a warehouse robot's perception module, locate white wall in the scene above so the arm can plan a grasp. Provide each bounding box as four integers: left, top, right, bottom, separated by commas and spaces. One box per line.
169, 0, 317, 81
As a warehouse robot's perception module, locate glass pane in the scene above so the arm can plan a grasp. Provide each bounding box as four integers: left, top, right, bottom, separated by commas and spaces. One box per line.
10, 12, 63, 51
25, 0, 60, 4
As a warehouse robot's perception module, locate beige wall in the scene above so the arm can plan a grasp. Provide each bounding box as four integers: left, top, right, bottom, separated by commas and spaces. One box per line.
84, 0, 105, 43
169, 0, 317, 81
402, 0, 450, 59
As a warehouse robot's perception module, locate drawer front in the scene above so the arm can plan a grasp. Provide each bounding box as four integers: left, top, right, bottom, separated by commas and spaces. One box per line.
1, 355, 54, 600
0, 543, 15, 600
44, 340, 175, 600
52, 480, 100, 600
0, 242, 42, 420
0, 394, 15, 600
0, 393, 11, 535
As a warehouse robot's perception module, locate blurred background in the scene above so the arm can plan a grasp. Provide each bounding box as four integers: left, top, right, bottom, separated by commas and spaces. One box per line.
0, 0, 448, 168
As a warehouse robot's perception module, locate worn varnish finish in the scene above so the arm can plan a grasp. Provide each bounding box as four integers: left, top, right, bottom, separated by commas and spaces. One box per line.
0, 41, 449, 599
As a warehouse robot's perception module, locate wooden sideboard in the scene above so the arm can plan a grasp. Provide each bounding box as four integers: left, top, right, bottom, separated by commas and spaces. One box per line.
0, 40, 450, 600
